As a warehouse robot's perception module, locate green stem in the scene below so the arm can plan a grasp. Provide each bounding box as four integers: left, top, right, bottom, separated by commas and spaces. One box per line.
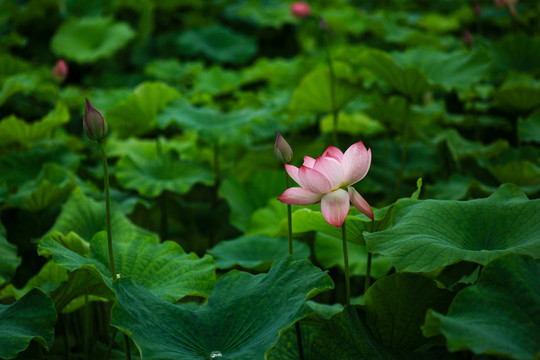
323, 31, 338, 145
84, 295, 90, 360
99, 140, 117, 281
342, 221, 350, 306
365, 220, 375, 293
285, 172, 304, 360
123, 334, 131, 360
104, 328, 118, 360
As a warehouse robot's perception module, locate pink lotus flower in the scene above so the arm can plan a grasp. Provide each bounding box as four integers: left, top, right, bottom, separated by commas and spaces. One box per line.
278, 141, 374, 229
51, 59, 68, 82
290, 2, 311, 18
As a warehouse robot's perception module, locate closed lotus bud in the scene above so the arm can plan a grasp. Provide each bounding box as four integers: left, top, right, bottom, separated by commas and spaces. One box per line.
290, 2, 311, 18
274, 131, 293, 164
83, 98, 108, 141
51, 59, 68, 82
462, 29, 474, 48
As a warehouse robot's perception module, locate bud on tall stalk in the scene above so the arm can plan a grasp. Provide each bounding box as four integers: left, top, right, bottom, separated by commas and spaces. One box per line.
274, 132, 293, 165
83, 98, 108, 141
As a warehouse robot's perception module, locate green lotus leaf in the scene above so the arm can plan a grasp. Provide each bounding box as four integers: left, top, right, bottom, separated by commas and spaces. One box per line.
219, 170, 284, 232
290, 63, 359, 114
145, 59, 203, 84
0, 222, 20, 286
417, 13, 460, 33
38, 231, 216, 302
224, 0, 293, 29
311, 306, 452, 360
491, 34, 540, 74
0, 102, 70, 145
51, 16, 135, 63
518, 109, 540, 144
365, 184, 540, 272
192, 66, 242, 96
158, 98, 277, 146
314, 233, 393, 278
208, 235, 310, 271
359, 49, 431, 99
111, 256, 333, 359
105, 82, 180, 138
241, 57, 300, 88
364, 273, 454, 351
177, 24, 257, 65
391, 47, 491, 92
425, 174, 496, 200
0, 72, 41, 107
0, 261, 67, 301
492, 76, 540, 112
320, 111, 385, 137
4, 163, 76, 212
0, 54, 30, 77
115, 150, 214, 198
266, 323, 319, 360
423, 254, 540, 360
0, 145, 80, 188
248, 199, 290, 236
47, 188, 155, 243
0, 289, 56, 359
487, 159, 540, 187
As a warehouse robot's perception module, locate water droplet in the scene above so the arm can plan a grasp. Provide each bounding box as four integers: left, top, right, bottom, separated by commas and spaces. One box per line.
209, 351, 222, 358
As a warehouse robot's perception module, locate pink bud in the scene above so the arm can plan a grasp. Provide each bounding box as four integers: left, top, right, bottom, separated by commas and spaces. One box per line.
462, 29, 474, 48
51, 59, 68, 83
274, 131, 293, 164
474, 3, 482, 17
290, 2, 311, 18
494, 0, 508, 8
83, 98, 108, 141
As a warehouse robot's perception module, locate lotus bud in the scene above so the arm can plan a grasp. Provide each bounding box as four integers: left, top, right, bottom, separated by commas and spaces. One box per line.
274, 131, 293, 165
474, 3, 482, 17
290, 2, 311, 18
51, 59, 68, 83
83, 98, 108, 141
462, 29, 474, 48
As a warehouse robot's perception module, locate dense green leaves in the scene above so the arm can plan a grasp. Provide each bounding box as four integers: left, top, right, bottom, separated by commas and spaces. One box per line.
38, 232, 216, 302
51, 17, 135, 63
365, 184, 540, 272
0, 222, 20, 286
111, 256, 333, 359
423, 254, 540, 360
0, 289, 57, 359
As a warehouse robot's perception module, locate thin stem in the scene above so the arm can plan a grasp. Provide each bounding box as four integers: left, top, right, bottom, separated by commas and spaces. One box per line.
342, 221, 350, 306
322, 30, 338, 145
99, 140, 117, 281
284, 171, 304, 360
104, 328, 118, 360
365, 252, 372, 293
123, 334, 131, 360
286, 175, 293, 255
84, 295, 90, 360
62, 314, 71, 360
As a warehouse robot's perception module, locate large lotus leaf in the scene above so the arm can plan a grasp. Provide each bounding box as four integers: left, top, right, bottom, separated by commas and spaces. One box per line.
192, 66, 242, 96
248, 199, 290, 236
0, 261, 67, 301
290, 63, 359, 114
115, 150, 214, 198
391, 48, 491, 92
487, 159, 540, 187
145, 59, 203, 84
364, 273, 454, 351
0, 222, 20, 286
0, 72, 41, 107
491, 34, 540, 74
39, 231, 216, 302
0, 54, 30, 77
0, 102, 70, 145
51, 16, 135, 63
0, 145, 80, 188
105, 82, 180, 138
208, 235, 310, 271
359, 49, 431, 99
177, 24, 257, 65
158, 98, 277, 146
423, 254, 540, 360
320, 111, 385, 137
219, 170, 285, 232
310, 306, 448, 360
241, 57, 301, 88
492, 76, 540, 112
4, 163, 76, 211
224, 0, 292, 29
518, 109, 540, 144
365, 184, 540, 272
47, 188, 155, 243
314, 233, 393, 278
425, 174, 496, 200
417, 13, 460, 33
111, 256, 333, 360
0, 289, 56, 359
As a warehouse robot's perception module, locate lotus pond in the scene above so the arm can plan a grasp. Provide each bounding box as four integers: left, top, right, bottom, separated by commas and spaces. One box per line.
0, 0, 539, 359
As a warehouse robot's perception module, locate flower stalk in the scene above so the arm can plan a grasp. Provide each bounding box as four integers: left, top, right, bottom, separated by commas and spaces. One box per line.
99, 140, 117, 281
342, 221, 350, 306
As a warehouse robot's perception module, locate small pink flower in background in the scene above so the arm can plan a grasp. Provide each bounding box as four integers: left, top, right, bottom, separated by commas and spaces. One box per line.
494, 0, 507, 8
474, 3, 482, 17
278, 141, 373, 229
274, 131, 293, 165
290, 2, 311, 18
51, 59, 68, 82
462, 29, 474, 48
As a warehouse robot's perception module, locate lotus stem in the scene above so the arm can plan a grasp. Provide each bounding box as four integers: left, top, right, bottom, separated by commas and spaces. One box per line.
99, 140, 117, 281
342, 220, 350, 306
104, 328, 118, 360
123, 334, 131, 360
365, 220, 375, 293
